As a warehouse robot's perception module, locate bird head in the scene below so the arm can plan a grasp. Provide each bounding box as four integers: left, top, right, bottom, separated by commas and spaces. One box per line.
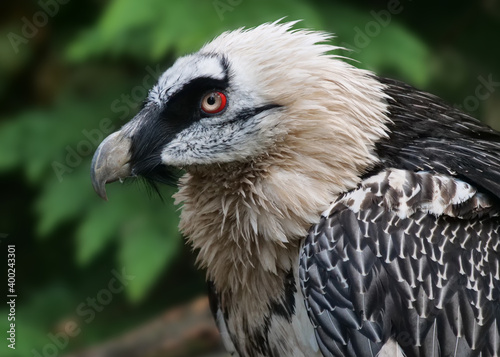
91, 21, 389, 200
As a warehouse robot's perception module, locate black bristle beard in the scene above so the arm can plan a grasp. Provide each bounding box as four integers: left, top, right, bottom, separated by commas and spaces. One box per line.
133, 164, 182, 201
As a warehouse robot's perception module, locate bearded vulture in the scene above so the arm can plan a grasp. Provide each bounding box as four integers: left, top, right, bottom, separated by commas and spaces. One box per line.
90, 22, 500, 357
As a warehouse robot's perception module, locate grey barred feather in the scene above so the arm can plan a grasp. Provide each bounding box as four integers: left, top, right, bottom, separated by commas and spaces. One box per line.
300, 169, 500, 357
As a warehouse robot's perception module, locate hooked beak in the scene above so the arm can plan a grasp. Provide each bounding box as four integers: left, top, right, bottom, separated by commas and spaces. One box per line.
90, 131, 132, 201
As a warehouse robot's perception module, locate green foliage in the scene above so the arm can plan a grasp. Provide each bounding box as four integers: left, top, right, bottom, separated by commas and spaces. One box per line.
67, 0, 324, 61
117, 197, 181, 302
66, 0, 432, 86
0, 64, 182, 308
0, 98, 181, 301
314, 3, 431, 87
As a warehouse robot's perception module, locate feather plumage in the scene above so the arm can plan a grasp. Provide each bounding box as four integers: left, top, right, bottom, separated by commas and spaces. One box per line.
300, 169, 500, 356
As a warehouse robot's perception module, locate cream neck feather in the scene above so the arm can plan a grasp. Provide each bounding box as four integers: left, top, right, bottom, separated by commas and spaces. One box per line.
173, 22, 391, 303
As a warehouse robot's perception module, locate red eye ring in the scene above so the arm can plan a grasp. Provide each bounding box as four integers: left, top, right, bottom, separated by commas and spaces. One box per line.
201, 91, 227, 114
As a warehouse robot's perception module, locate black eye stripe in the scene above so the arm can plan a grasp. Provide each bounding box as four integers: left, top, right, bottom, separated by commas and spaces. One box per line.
131, 80, 229, 174
162, 77, 229, 124
130, 55, 231, 179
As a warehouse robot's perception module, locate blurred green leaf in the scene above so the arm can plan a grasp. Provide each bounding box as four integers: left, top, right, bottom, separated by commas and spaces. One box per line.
67, 0, 324, 61
35, 167, 92, 237
0, 119, 24, 171
0, 101, 106, 182
75, 199, 123, 266
118, 192, 181, 302
320, 3, 432, 87
67, 0, 431, 85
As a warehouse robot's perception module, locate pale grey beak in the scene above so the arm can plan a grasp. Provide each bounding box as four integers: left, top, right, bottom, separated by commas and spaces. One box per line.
90, 131, 132, 201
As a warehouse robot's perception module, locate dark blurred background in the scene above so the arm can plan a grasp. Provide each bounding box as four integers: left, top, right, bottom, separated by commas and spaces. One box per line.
1, 1, 499, 356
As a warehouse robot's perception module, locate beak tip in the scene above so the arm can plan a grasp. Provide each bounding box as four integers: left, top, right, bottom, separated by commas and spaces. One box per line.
97, 186, 109, 201
91, 170, 109, 201
90, 131, 132, 201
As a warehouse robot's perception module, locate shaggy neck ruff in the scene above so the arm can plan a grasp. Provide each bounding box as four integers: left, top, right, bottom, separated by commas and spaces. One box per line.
174, 23, 391, 305
174, 84, 389, 305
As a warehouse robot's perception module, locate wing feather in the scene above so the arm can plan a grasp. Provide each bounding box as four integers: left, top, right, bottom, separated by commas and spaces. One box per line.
376, 77, 500, 202
300, 169, 500, 357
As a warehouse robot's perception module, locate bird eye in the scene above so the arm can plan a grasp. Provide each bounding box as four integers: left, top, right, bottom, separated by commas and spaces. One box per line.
201, 91, 227, 114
